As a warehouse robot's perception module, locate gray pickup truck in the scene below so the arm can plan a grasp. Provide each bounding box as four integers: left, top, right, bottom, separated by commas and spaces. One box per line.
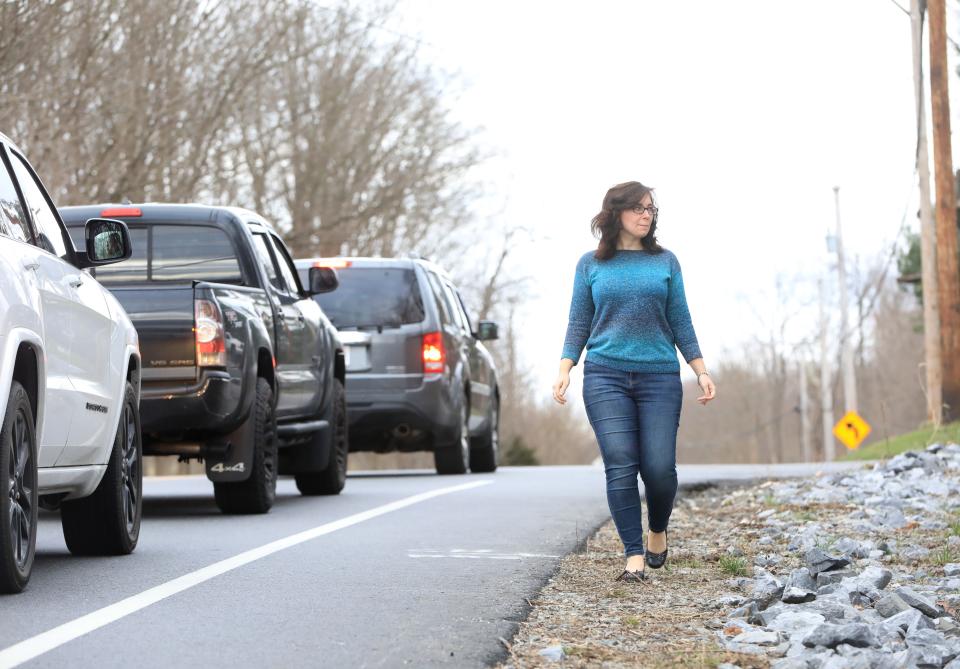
60, 204, 347, 514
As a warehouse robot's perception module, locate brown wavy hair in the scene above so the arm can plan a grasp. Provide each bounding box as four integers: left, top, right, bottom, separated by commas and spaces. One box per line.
590, 181, 663, 260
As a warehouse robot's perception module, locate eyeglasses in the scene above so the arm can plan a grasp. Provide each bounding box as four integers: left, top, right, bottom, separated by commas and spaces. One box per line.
629, 205, 658, 217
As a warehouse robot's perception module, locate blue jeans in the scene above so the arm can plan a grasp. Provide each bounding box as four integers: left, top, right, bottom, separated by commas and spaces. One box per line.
583, 360, 682, 557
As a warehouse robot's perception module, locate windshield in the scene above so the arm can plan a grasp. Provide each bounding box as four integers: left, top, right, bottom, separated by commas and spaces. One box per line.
68, 223, 242, 284
302, 267, 425, 328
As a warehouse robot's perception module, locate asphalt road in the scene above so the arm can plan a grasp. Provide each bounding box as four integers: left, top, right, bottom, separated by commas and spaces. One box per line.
0, 462, 867, 668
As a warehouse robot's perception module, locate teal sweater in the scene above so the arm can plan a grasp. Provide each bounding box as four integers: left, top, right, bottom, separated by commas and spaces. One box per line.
561, 249, 701, 373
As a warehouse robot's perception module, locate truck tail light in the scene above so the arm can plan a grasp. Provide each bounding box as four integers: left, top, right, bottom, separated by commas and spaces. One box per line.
422, 331, 445, 375
100, 207, 142, 217
195, 299, 226, 367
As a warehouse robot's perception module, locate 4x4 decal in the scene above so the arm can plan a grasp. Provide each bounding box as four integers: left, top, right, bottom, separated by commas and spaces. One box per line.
210, 462, 245, 473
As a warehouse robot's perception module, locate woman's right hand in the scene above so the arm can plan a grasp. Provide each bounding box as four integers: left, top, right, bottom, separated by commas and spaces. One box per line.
552, 370, 570, 405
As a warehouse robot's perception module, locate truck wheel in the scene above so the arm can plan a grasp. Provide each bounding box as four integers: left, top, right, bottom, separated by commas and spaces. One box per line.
214, 378, 277, 514
0, 381, 38, 593
434, 395, 469, 475
62, 382, 142, 556
295, 379, 348, 495
469, 396, 499, 473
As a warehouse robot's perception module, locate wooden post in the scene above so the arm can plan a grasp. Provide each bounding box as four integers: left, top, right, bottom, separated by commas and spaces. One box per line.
928, 0, 960, 421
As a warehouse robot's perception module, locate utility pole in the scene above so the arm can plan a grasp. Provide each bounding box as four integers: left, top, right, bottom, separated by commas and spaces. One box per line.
929, 0, 960, 421
799, 359, 812, 462
819, 278, 835, 462
834, 187, 858, 415
911, 0, 943, 425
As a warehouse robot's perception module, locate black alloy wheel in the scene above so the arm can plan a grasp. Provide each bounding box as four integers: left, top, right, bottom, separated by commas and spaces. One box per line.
62, 382, 142, 555
0, 381, 38, 593
119, 400, 140, 535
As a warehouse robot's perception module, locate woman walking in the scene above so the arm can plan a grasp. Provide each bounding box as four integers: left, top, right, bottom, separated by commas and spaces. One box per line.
552, 181, 716, 582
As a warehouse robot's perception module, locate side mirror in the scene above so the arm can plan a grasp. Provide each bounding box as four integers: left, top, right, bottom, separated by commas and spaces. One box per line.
475, 321, 499, 341
308, 266, 339, 294
80, 218, 132, 267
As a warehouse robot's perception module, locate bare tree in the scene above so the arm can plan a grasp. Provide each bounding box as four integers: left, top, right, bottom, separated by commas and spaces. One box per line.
676, 250, 927, 465
0, 0, 499, 473
0, 0, 302, 205
738, 275, 808, 462
219, 4, 484, 261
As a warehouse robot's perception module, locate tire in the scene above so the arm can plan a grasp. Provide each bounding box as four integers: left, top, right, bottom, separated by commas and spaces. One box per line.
434, 395, 470, 475
0, 381, 38, 593
61, 382, 142, 556
295, 379, 348, 496
469, 396, 499, 473
214, 378, 277, 514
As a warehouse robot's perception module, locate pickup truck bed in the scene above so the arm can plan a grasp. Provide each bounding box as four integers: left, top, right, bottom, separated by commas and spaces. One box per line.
60, 204, 347, 514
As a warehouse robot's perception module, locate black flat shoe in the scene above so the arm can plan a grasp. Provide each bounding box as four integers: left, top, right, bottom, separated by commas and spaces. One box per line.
615, 569, 647, 583
645, 530, 668, 569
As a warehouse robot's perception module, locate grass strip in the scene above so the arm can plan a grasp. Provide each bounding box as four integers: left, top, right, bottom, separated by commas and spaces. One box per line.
842, 420, 960, 461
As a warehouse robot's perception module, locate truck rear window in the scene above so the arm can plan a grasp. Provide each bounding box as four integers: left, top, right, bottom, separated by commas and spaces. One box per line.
305, 267, 425, 328
68, 224, 242, 284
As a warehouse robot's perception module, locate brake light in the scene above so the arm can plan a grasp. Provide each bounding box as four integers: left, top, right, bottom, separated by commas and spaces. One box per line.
422, 331, 445, 375
313, 259, 351, 269
195, 299, 226, 367
100, 207, 142, 217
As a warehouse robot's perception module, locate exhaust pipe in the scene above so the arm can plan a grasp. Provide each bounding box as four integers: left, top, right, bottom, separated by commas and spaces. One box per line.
392, 424, 412, 439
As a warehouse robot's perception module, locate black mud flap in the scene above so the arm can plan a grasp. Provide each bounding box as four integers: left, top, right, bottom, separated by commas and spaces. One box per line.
205, 414, 255, 483
278, 423, 332, 475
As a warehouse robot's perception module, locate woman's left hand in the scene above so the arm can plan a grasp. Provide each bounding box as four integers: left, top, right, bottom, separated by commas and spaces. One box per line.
697, 374, 716, 405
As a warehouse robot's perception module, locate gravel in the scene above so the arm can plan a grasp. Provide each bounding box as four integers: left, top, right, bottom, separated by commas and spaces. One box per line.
499, 441, 960, 668
713, 442, 960, 668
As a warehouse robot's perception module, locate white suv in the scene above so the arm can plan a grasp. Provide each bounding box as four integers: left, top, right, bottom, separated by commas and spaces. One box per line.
0, 133, 143, 593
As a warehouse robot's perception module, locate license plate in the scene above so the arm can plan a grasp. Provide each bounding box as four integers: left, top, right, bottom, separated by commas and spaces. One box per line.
345, 345, 369, 371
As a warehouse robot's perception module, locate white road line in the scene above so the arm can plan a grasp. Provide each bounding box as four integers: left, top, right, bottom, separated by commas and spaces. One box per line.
407, 554, 560, 560
0, 480, 492, 669
407, 550, 560, 560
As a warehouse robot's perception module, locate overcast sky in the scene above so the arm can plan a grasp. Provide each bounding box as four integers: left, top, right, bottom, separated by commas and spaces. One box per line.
389, 0, 959, 404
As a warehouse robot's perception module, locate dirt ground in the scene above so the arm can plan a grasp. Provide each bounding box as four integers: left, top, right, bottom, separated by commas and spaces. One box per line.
496, 482, 778, 669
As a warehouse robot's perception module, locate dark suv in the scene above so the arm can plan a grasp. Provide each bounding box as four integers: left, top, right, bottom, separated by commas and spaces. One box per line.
295, 257, 500, 475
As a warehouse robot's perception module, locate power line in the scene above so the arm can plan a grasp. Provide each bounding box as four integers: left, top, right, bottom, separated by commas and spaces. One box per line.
889, 0, 960, 49
888, 0, 910, 16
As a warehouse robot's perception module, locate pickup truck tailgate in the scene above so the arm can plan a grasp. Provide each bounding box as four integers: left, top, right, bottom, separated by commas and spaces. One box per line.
109, 284, 197, 381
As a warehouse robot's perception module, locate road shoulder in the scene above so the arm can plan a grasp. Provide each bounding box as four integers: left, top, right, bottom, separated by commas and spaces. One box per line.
497, 482, 765, 668
498, 448, 960, 668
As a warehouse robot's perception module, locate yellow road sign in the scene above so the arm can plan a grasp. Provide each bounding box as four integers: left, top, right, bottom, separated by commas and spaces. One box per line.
833, 411, 871, 450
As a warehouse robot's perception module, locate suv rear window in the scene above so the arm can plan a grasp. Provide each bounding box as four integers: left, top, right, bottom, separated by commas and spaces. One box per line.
68, 224, 242, 284
305, 267, 425, 328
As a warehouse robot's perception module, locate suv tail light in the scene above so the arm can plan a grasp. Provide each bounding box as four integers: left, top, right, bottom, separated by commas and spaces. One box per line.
313, 259, 351, 269
195, 299, 226, 367
422, 331, 445, 375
